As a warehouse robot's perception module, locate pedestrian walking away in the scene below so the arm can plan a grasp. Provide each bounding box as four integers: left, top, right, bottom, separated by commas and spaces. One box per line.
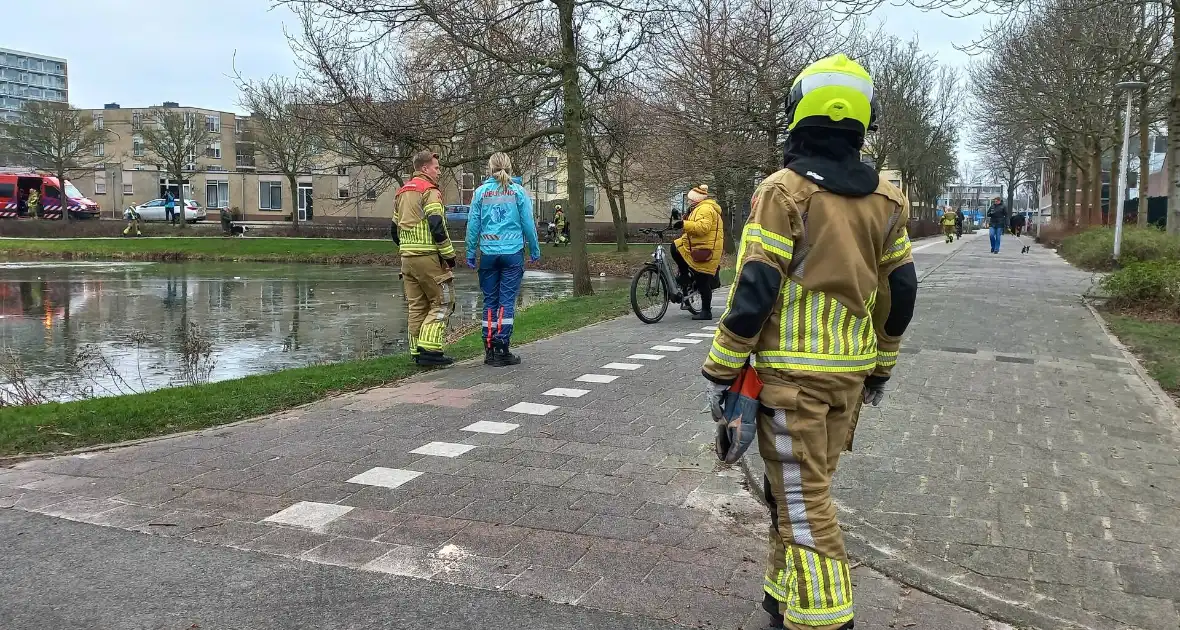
1010, 212, 1025, 238
392, 150, 458, 367
987, 196, 1007, 253
164, 191, 176, 225
703, 53, 918, 630
465, 152, 541, 367
954, 208, 964, 240
672, 184, 724, 320
939, 206, 956, 243
552, 205, 568, 245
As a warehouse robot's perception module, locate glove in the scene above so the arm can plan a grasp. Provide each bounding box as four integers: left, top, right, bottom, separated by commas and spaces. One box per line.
529, 253, 540, 264
443, 257, 456, 269
863, 375, 888, 407
673, 220, 684, 229
466, 257, 476, 269
705, 380, 728, 419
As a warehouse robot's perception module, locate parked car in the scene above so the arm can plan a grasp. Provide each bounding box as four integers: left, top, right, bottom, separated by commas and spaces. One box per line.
445, 204, 470, 221
133, 198, 206, 223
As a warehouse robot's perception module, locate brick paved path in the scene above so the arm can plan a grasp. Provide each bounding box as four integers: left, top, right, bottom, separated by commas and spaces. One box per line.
2, 235, 1007, 628
748, 235, 1180, 630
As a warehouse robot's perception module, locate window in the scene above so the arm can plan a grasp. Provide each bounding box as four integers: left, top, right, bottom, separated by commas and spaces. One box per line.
365, 189, 377, 201
93, 143, 104, 157
132, 133, 144, 156
131, 112, 142, 130
206, 181, 229, 209
93, 115, 103, 130
0, 183, 15, 199
338, 188, 350, 199
584, 186, 596, 216
889, 179, 901, 188
546, 156, 558, 170
259, 181, 282, 210
1154, 136, 1167, 154
207, 141, 222, 159
336, 165, 348, 176
122, 172, 133, 195
94, 169, 106, 194
184, 148, 196, 171
206, 115, 220, 133
545, 179, 557, 194
235, 118, 244, 135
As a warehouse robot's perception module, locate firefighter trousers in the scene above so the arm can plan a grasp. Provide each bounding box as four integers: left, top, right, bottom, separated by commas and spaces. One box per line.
402, 254, 454, 354
758, 373, 864, 630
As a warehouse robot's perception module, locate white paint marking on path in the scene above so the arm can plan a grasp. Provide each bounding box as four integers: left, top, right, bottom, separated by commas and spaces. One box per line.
651, 345, 685, 352
686, 333, 714, 338
577, 374, 619, 383
411, 442, 478, 458
347, 467, 423, 489
462, 421, 519, 434
701, 326, 718, 331
505, 401, 560, 415
263, 501, 353, 529
628, 354, 665, 360
543, 387, 590, 398
602, 362, 643, 371
669, 338, 703, 344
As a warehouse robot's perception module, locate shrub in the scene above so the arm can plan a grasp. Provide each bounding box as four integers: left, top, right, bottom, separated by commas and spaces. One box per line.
1058, 226, 1180, 271
1101, 259, 1180, 314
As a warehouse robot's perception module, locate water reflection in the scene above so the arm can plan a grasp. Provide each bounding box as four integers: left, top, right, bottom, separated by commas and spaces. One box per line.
0, 261, 622, 399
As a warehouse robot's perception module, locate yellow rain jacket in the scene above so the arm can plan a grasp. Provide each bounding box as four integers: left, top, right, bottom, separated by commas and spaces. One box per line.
675, 198, 724, 275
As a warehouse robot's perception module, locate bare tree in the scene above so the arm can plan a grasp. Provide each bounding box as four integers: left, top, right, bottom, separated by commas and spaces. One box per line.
238, 75, 323, 231
139, 107, 214, 229
970, 124, 1034, 219
584, 87, 649, 252
0, 101, 109, 222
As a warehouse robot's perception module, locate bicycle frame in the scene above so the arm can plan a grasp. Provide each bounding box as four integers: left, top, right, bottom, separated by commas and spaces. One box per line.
650, 244, 681, 299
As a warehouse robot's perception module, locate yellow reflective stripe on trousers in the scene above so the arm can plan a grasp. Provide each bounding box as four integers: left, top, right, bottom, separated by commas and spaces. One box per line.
879, 232, 912, 264
876, 349, 899, 367
766, 547, 855, 626
709, 339, 748, 368
745, 223, 794, 260
755, 351, 877, 372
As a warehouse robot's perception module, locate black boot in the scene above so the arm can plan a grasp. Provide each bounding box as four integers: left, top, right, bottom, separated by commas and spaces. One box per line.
414, 348, 454, 367
692, 308, 713, 321
484, 344, 495, 365
489, 341, 521, 367
762, 593, 785, 629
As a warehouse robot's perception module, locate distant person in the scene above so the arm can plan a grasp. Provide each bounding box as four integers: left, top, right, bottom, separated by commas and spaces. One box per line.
987, 196, 1008, 254
122, 206, 142, 237
164, 191, 177, 225
27, 188, 40, 219
1010, 212, 1026, 238
939, 207, 956, 243
465, 152, 541, 367
672, 184, 723, 320
954, 208, 964, 239
552, 205, 568, 245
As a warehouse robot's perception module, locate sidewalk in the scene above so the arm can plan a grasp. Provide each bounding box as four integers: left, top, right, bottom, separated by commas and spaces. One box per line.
3, 234, 1001, 628
746, 234, 1180, 630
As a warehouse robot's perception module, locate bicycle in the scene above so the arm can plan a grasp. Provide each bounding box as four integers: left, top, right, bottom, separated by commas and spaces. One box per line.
630, 226, 703, 323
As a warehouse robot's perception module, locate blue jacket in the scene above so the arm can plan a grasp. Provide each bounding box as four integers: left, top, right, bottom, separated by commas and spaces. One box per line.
465, 176, 540, 259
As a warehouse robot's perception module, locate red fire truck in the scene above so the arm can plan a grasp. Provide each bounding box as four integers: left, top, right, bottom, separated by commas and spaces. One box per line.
0, 167, 101, 220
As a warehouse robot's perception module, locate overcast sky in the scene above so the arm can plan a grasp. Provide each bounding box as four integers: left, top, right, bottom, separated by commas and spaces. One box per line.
7, 0, 988, 153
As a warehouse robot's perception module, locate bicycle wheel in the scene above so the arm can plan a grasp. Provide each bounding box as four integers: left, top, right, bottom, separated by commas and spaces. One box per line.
630, 265, 669, 324
683, 289, 702, 315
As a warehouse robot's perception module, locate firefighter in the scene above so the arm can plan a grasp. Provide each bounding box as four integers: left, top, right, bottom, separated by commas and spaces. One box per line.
940, 206, 956, 243
393, 150, 458, 367
27, 188, 40, 219
122, 205, 142, 237
552, 205, 568, 245
702, 54, 918, 630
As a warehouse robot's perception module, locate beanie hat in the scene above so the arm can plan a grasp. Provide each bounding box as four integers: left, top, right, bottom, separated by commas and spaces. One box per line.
687, 184, 710, 204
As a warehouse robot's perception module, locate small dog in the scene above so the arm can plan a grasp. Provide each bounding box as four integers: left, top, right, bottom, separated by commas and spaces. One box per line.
1021, 244, 1031, 254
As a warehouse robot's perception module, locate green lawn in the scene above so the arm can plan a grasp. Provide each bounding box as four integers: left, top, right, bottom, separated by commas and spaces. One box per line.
1104, 312, 1180, 393
0, 288, 632, 457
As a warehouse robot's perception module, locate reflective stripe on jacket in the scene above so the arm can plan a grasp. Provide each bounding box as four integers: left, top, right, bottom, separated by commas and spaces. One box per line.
394, 173, 455, 258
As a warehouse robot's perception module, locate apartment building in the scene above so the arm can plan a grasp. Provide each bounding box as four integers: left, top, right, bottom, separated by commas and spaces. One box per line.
0, 48, 68, 123
518, 149, 673, 227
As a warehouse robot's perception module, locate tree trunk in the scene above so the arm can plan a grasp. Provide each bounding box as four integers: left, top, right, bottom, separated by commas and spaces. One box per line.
1090, 148, 1103, 226
1078, 160, 1090, 226
1168, 15, 1180, 234
57, 168, 70, 222
606, 188, 628, 252
557, 0, 591, 296
1066, 161, 1078, 227
287, 173, 301, 232
1139, 89, 1151, 227
175, 169, 187, 230
1055, 148, 1067, 222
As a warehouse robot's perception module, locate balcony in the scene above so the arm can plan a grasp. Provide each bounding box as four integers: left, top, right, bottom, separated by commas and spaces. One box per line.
235, 154, 256, 169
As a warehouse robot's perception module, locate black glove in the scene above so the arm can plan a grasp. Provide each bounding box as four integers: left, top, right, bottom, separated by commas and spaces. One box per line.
673, 220, 684, 229
863, 374, 888, 406
443, 257, 456, 269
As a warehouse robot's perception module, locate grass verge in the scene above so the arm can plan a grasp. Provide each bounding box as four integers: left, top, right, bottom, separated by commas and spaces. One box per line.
1103, 310, 1180, 396
0, 288, 631, 457
1057, 226, 1180, 271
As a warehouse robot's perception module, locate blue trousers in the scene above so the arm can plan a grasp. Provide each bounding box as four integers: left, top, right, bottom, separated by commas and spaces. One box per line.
989, 226, 1004, 252
478, 251, 525, 346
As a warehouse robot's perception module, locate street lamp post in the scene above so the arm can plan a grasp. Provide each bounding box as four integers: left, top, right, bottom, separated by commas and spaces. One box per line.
1114, 81, 1148, 261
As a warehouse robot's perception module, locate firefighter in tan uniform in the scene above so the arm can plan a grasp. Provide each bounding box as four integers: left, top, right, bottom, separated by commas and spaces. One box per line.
393, 150, 458, 367
702, 55, 918, 630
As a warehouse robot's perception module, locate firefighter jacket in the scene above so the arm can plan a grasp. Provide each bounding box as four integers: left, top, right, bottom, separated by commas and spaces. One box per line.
703, 168, 914, 384
393, 171, 456, 259
940, 212, 956, 227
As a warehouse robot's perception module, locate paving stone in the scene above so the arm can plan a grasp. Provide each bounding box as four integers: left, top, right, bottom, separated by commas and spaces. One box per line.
572, 540, 663, 579
439, 522, 531, 559
504, 567, 601, 604
392, 495, 476, 518
453, 499, 533, 525
376, 515, 469, 547
577, 514, 657, 542
506, 467, 577, 488
513, 505, 595, 533
302, 537, 393, 568
503, 530, 594, 569
240, 527, 336, 556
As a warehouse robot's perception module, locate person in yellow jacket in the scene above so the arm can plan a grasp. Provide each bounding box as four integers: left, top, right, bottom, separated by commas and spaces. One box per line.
672, 185, 724, 320
940, 206, 956, 243
393, 150, 458, 367
702, 54, 918, 630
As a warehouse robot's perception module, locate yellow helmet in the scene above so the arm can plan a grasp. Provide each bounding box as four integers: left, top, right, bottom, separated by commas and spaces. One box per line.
786, 54, 876, 133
